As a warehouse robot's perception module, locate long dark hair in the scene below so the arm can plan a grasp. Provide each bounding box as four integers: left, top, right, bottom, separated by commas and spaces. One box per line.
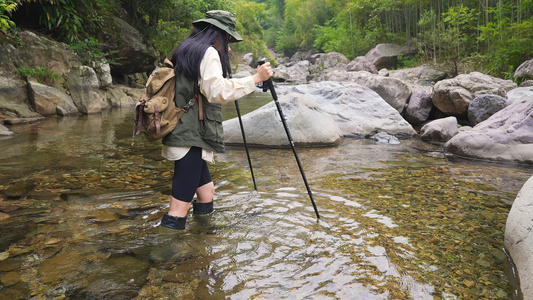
171, 24, 231, 81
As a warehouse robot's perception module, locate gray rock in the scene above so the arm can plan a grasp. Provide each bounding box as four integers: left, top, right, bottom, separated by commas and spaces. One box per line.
432, 72, 516, 116
322, 71, 412, 114
223, 92, 343, 147
99, 16, 159, 74
520, 80, 533, 87
93, 62, 113, 90
505, 175, 533, 300
0, 44, 19, 79
420, 116, 459, 142
444, 96, 533, 164
308, 52, 350, 81
507, 86, 533, 104
66, 66, 107, 114
404, 89, 433, 124
0, 77, 40, 118
28, 81, 78, 116
277, 81, 416, 137
347, 56, 378, 74
514, 58, 533, 81
371, 132, 400, 145
274, 61, 310, 83
0, 124, 13, 136
102, 86, 136, 108
16, 31, 81, 76
389, 65, 447, 84
365, 43, 416, 70
467, 94, 508, 126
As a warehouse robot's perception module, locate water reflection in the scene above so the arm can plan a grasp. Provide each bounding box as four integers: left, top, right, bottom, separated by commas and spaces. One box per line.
0, 95, 532, 299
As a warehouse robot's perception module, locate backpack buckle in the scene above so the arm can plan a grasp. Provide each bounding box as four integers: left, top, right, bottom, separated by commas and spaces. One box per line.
182, 99, 195, 112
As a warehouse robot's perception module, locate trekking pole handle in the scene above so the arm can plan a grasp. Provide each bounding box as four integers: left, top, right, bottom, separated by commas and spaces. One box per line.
257, 58, 271, 92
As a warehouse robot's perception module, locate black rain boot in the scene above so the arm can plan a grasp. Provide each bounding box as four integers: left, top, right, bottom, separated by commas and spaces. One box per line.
160, 213, 187, 230
192, 201, 214, 215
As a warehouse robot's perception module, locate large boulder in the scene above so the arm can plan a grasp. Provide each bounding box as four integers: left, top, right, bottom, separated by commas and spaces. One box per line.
444, 96, 533, 164
277, 81, 416, 137
514, 58, 533, 81
389, 65, 447, 85
16, 31, 81, 76
0, 44, 19, 78
101, 85, 137, 108
0, 77, 40, 118
467, 94, 508, 126
28, 81, 78, 116
308, 52, 350, 81
66, 66, 107, 114
505, 175, 533, 300
273, 61, 310, 83
507, 86, 533, 104
404, 89, 433, 124
322, 71, 412, 113
347, 56, 378, 74
420, 116, 459, 142
223, 92, 343, 147
98, 16, 159, 75
365, 43, 416, 70
432, 72, 516, 116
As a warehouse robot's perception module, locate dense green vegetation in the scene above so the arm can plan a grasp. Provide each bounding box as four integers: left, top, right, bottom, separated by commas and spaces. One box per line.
2, 0, 532, 78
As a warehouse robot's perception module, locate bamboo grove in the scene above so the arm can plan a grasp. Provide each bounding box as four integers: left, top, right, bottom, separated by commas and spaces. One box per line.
2, 0, 532, 79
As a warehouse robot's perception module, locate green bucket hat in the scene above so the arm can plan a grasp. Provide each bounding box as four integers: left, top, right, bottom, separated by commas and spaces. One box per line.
193, 10, 243, 43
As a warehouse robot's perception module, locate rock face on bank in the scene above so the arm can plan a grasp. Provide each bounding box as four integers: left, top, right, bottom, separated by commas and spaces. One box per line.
0, 19, 156, 118
505, 175, 533, 300
444, 96, 533, 164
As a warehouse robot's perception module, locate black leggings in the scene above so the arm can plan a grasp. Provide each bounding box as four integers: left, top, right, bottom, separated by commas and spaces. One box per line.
171, 147, 212, 202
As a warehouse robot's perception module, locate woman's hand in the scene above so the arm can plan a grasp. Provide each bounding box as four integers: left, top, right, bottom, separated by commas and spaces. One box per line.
253, 62, 273, 85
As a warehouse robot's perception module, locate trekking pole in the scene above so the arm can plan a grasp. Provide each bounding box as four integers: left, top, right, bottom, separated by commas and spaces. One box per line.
234, 99, 258, 191
257, 59, 320, 219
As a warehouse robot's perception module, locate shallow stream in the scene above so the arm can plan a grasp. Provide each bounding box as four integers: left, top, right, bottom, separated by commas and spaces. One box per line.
0, 93, 532, 299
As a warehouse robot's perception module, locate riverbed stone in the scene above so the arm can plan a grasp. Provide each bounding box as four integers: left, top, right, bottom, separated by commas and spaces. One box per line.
444, 96, 533, 164
505, 175, 533, 300
0, 124, 14, 136
223, 92, 344, 147
276, 81, 416, 137
1, 271, 21, 286
467, 94, 508, 126
420, 116, 459, 142
432, 72, 516, 116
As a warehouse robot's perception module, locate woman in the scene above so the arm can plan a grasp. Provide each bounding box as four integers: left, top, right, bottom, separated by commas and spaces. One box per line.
159, 10, 273, 230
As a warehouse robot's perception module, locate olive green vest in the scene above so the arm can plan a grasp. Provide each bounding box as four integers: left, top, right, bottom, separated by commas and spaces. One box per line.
162, 73, 225, 153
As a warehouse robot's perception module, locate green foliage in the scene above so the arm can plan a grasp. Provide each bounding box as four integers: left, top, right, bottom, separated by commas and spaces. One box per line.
66, 37, 118, 66
15, 66, 60, 86
233, 0, 275, 64
0, 0, 17, 32
477, 19, 533, 79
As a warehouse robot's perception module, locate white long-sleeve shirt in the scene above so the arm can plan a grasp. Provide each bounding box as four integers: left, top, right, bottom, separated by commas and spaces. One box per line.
162, 47, 256, 163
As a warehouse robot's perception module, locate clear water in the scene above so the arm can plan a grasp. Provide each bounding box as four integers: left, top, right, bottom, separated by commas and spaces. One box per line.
0, 93, 531, 299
